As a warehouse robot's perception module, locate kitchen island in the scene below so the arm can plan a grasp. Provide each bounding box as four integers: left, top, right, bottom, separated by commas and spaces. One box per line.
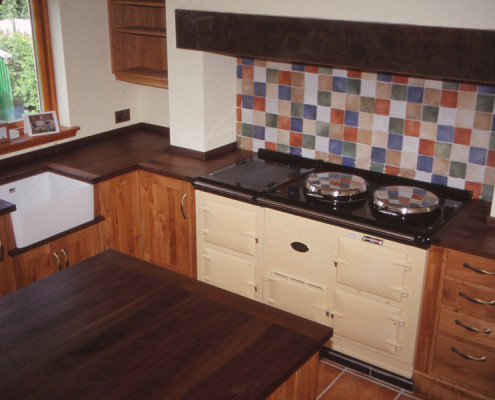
0, 250, 332, 400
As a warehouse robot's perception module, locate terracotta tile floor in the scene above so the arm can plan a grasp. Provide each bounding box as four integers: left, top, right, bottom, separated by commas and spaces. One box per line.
317, 359, 424, 400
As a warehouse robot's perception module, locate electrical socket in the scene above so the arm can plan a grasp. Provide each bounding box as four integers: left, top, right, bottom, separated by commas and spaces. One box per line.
115, 109, 130, 124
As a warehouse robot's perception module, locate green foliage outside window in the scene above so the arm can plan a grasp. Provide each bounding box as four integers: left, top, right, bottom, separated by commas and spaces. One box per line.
0, 0, 40, 121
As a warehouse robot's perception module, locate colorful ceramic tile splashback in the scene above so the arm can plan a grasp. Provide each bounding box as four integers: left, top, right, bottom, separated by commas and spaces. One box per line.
236, 58, 495, 201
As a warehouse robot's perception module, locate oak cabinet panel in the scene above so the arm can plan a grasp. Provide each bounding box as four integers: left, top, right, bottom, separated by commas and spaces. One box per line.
414, 246, 495, 399
0, 214, 19, 296
140, 171, 196, 278
16, 224, 102, 289
96, 171, 142, 258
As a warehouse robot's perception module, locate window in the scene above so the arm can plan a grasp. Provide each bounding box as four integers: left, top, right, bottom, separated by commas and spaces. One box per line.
0, 0, 56, 126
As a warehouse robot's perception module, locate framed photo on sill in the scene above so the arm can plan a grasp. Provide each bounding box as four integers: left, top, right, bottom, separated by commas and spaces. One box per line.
24, 111, 60, 136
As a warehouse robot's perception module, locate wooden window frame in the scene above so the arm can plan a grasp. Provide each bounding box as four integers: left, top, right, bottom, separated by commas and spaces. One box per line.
0, 0, 78, 156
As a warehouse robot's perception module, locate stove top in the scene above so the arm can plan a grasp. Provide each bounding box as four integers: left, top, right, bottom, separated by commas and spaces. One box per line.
194, 149, 472, 248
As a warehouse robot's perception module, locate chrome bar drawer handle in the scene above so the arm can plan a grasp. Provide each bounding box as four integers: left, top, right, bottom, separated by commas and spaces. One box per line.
455, 319, 491, 334
459, 291, 495, 306
451, 347, 487, 362
61, 248, 69, 268
0, 238, 4, 262
463, 262, 495, 275
53, 252, 61, 271
180, 194, 187, 219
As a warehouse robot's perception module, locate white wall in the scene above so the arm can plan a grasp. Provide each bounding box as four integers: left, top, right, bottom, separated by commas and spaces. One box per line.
0, 0, 170, 160
167, 0, 495, 152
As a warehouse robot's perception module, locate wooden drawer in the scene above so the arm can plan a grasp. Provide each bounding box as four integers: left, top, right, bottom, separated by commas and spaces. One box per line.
438, 308, 495, 349
442, 279, 495, 319
446, 250, 495, 287
432, 334, 495, 396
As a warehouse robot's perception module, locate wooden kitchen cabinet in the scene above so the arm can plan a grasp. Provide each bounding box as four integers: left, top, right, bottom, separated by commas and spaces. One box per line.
96, 171, 142, 258
107, 0, 168, 88
0, 214, 19, 296
139, 171, 196, 277
16, 224, 102, 289
414, 246, 495, 400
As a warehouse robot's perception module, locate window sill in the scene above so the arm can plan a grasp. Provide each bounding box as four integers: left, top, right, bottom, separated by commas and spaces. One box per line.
0, 126, 80, 156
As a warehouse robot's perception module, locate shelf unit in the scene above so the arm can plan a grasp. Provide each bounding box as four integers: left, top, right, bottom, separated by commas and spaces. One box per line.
107, 0, 168, 88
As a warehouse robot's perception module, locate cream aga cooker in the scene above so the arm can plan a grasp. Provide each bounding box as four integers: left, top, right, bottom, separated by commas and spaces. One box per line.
194, 149, 471, 380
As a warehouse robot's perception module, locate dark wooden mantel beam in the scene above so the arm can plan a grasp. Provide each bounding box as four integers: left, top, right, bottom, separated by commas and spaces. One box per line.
175, 9, 495, 85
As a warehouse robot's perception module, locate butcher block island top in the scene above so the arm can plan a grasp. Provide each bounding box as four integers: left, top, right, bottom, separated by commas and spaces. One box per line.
0, 250, 332, 400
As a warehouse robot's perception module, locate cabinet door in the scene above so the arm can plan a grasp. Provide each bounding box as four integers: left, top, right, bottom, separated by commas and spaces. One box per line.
17, 243, 60, 287
57, 224, 102, 269
140, 171, 196, 277
17, 224, 102, 288
96, 171, 142, 258
0, 214, 20, 296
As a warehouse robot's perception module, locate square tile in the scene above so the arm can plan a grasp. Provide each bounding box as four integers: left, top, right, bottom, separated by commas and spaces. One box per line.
316, 121, 330, 137
371, 146, 387, 163
331, 109, 345, 125
422, 105, 439, 123
343, 140, 357, 157
346, 78, 361, 94
304, 104, 317, 120
316, 105, 331, 122
450, 161, 467, 179
345, 110, 359, 127
345, 94, 361, 111
417, 155, 434, 172
360, 79, 377, 97
434, 142, 452, 159
278, 85, 291, 100
389, 118, 404, 135
373, 114, 390, 133
440, 90, 458, 108
375, 99, 391, 115
476, 94, 495, 113
424, 88, 441, 106
319, 371, 399, 400
318, 75, 333, 91
453, 127, 471, 145
303, 119, 316, 135
387, 134, 403, 151
468, 146, 488, 165
332, 76, 347, 93
376, 82, 392, 99
302, 134, 316, 149
391, 84, 407, 101
344, 126, 358, 142
436, 125, 455, 142
419, 139, 435, 156
290, 102, 304, 118
291, 87, 305, 103
291, 71, 305, 87
360, 97, 376, 113
290, 117, 303, 133
329, 139, 343, 155
407, 86, 424, 103
318, 91, 332, 107
457, 92, 476, 110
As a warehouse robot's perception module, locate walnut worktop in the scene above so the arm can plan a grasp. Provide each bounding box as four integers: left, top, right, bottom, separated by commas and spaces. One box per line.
0, 123, 492, 258
0, 250, 332, 399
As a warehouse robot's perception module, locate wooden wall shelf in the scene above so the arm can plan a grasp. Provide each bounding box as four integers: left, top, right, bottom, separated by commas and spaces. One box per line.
175, 9, 495, 85
0, 126, 79, 156
108, 0, 168, 89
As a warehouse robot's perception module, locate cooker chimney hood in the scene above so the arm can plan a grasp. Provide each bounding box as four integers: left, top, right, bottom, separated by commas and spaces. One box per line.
175, 9, 495, 85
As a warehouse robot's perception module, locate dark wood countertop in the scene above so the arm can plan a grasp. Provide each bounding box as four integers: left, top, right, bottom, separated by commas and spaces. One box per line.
0, 250, 332, 399
432, 199, 495, 259
0, 123, 492, 258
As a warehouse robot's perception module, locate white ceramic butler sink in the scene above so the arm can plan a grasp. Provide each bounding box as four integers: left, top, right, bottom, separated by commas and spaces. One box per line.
0, 172, 94, 248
